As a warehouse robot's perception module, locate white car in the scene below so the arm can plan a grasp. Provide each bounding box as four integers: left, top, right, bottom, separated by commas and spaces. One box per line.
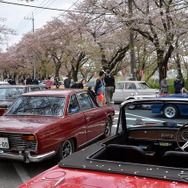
112, 81, 159, 104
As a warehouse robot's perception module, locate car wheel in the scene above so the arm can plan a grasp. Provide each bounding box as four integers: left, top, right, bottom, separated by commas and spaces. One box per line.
57, 139, 75, 161
163, 105, 179, 119
104, 117, 112, 138
128, 103, 136, 110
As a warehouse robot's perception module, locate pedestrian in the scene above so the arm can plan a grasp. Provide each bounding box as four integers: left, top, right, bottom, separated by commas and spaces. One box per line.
160, 76, 168, 94
45, 76, 53, 89
64, 76, 71, 88
70, 79, 86, 89
26, 76, 33, 85
54, 77, 60, 89
94, 70, 106, 106
104, 69, 115, 106
32, 77, 39, 85
174, 76, 184, 94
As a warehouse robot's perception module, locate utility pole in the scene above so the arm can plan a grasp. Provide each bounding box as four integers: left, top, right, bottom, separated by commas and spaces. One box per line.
24, 12, 36, 79
128, 0, 136, 80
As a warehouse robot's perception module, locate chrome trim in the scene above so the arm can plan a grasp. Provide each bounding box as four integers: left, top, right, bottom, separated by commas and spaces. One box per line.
0, 150, 56, 163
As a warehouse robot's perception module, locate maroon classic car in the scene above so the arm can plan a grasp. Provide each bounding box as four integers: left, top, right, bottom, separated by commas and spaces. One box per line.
19, 98, 188, 187
0, 89, 114, 163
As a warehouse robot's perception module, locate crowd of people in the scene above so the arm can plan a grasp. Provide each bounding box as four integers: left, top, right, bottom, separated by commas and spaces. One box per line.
160, 75, 185, 95
65, 69, 116, 106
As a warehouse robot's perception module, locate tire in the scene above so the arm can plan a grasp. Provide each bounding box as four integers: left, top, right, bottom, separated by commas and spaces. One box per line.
104, 117, 112, 138
163, 105, 179, 119
128, 103, 136, 110
56, 139, 74, 161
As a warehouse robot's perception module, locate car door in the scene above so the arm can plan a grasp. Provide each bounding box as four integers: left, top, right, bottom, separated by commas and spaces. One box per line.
64, 94, 88, 147
77, 92, 106, 141
112, 82, 125, 102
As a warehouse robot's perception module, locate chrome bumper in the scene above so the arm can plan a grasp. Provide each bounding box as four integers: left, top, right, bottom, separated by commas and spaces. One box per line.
0, 150, 56, 163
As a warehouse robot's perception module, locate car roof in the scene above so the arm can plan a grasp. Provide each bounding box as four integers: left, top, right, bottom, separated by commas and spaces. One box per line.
0, 85, 46, 88
21, 89, 85, 97
116, 80, 147, 83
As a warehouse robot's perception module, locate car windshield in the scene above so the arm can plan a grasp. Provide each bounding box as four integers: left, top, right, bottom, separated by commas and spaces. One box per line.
137, 82, 151, 89
0, 88, 24, 100
6, 96, 66, 116
116, 99, 185, 133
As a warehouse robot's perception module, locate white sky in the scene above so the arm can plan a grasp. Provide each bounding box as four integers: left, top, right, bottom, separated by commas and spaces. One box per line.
0, 0, 80, 51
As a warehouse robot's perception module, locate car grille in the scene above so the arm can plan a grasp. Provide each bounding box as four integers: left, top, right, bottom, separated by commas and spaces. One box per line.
0, 132, 37, 151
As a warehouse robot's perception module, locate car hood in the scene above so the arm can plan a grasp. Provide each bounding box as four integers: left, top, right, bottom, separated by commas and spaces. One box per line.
19, 165, 188, 188
159, 93, 188, 98
0, 115, 60, 132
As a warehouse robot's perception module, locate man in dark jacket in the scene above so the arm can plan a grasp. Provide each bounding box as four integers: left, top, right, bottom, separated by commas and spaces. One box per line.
174, 76, 184, 94
104, 69, 115, 106
64, 76, 71, 88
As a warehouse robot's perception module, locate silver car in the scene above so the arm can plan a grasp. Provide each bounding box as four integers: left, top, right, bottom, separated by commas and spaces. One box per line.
112, 81, 159, 103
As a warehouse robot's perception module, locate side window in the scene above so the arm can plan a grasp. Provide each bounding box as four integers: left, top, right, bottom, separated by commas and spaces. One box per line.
116, 83, 124, 89
78, 93, 95, 111
68, 94, 80, 114
125, 83, 132, 89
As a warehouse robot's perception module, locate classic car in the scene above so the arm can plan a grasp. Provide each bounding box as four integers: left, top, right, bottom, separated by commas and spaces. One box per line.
19, 98, 188, 187
151, 93, 188, 118
0, 84, 48, 115
0, 89, 114, 163
112, 80, 159, 103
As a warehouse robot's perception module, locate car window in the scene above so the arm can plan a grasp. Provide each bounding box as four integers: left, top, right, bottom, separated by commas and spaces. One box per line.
116, 83, 124, 89
77, 92, 95, 110
29, 86, 48, 91
0, 88, 24, 100
125, 82, 134, 89
68, 94, 80, 114
6, 96, 65, 116
139, 83, 151, 89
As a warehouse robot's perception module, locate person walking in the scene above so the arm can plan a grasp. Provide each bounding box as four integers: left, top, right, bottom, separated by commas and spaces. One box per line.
104, 69, 115, 106
174, 76, 184, 94
160, 76, 168, 94
94, 70, 106, 106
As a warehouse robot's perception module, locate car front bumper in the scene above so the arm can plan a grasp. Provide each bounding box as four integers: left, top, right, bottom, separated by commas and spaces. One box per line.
0, 150, 56, 163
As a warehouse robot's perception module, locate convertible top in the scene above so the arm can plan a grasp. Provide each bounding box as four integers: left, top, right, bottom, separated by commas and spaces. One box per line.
59, 139, 188, 183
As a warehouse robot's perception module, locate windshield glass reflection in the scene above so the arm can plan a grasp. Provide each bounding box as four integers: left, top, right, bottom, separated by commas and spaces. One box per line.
123, 100, 186, 129
6, 96, 65, 116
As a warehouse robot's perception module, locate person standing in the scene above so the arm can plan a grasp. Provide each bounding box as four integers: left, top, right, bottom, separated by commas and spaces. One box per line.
94, 70, 106, 106
104, 69, 115, 106
64, 76, 71, 88
26, 76, 33, 85
174, 76, 184, 94
45, 76, 53, 89
160, 76, 168, 94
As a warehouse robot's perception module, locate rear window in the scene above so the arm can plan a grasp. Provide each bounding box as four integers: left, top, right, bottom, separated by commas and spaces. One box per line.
0, 88, 24, 100
6, 96, 65, 116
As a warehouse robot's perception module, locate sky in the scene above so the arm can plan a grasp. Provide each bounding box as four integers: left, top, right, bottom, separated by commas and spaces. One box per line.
0, 0, 80, 51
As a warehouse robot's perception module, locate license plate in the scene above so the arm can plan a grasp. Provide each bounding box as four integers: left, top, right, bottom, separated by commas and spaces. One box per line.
0, 137, 9, 149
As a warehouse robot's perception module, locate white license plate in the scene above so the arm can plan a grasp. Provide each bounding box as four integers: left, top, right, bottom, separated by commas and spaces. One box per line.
0, 137, 9, 149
